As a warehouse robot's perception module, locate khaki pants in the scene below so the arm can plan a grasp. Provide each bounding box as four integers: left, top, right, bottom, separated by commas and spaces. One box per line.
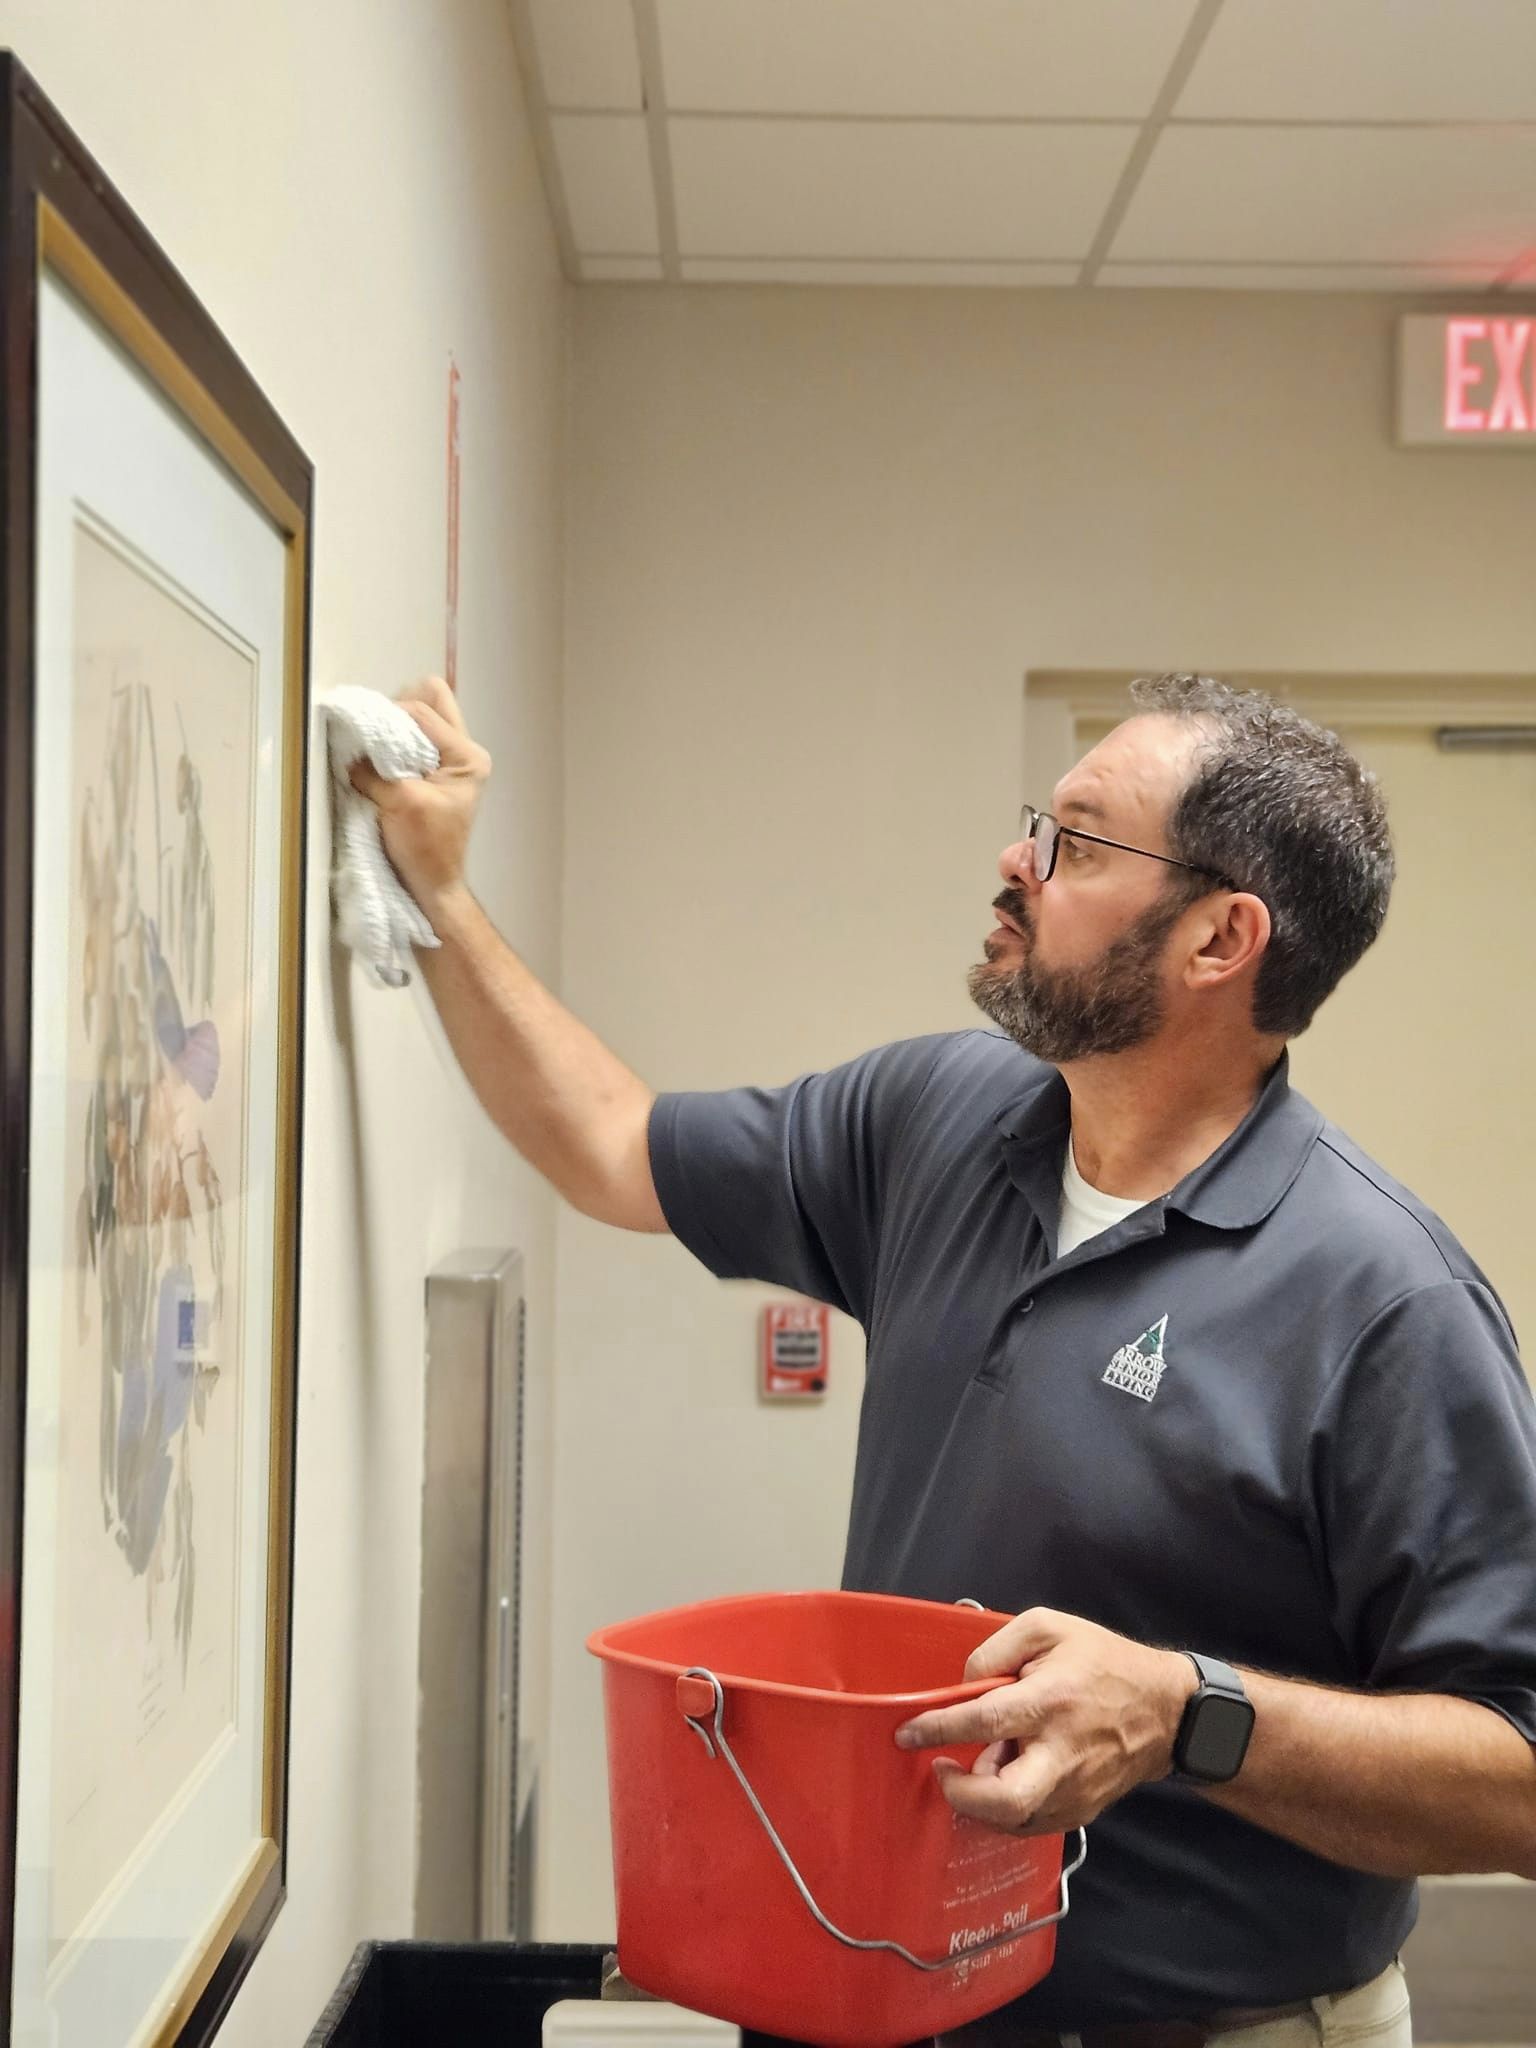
1205, 1963, 1412, 2048
934, 1962, 1415, 2048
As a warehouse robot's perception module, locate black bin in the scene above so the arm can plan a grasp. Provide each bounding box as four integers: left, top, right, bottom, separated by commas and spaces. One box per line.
305, 1942, 609, 2046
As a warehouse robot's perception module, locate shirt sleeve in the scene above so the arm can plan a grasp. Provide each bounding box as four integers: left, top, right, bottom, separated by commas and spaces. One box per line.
1309, 1278, 1536, 1741
647, 1034, 950, 1323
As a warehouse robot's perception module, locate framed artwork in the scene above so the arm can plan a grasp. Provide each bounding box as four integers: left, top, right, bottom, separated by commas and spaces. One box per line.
0, 55, 310, 2047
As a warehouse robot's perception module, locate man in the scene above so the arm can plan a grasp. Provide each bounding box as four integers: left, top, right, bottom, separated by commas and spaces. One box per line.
358, 672, 1536, 2048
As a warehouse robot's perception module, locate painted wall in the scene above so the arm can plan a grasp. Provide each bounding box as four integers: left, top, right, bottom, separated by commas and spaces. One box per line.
0, 1, 567, 2038
548, 282, 1536, 1937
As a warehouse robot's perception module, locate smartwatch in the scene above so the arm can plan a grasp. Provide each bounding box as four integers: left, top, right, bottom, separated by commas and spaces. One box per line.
1171, 1652, 1254, 1784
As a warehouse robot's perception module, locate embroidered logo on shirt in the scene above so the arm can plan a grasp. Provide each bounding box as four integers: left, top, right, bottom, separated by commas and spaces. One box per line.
1102, 1314, 1169, 1402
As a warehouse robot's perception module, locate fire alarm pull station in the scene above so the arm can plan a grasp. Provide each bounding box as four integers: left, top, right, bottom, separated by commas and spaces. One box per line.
762, 1302, 829, 1400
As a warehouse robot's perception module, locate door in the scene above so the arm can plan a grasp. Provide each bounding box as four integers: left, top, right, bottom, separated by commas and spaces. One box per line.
1286, 721, 1535, 1370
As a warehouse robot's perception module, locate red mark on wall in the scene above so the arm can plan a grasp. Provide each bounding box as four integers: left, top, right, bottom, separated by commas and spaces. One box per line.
1444, 317, 1536, 434
446, 355, 462, 688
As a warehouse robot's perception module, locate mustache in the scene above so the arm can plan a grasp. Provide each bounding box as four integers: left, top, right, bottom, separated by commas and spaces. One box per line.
992, 888, 1033, 936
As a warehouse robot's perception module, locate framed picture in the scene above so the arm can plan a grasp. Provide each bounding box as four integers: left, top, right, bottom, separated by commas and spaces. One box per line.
0, 55, 309, 2047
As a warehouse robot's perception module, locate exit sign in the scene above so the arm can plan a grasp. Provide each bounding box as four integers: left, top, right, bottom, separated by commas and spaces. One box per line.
1399, 314, 1536, 446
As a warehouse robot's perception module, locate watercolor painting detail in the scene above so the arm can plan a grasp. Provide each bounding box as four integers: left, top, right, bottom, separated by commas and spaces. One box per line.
79, 683, 221, 1631
53, 521, 254, 1954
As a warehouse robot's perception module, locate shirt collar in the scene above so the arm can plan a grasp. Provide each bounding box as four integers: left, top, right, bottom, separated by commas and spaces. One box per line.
992, 1049, 1322, 1233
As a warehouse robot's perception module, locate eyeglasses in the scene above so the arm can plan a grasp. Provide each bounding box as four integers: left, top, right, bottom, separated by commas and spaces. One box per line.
1018, 805, 1234, 890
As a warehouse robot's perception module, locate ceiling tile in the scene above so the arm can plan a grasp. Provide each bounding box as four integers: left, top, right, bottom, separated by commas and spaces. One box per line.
583, 258, 667, 280
551, 116, 660, 255
529, 0, 644, 110
1177, 0, 1536, 122
671, 119, 1136, 260
656, 0, 1198, 118
1113, 126, 1536, 266
680, 259, 1082, 285
1100, 262, 1504, 291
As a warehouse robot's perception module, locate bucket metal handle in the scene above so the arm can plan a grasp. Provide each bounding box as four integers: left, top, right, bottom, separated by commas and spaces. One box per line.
675, 1666, 1088, 1974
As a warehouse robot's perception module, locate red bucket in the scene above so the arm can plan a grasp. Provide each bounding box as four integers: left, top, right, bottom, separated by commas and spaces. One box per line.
586, 1590, 1083, 2047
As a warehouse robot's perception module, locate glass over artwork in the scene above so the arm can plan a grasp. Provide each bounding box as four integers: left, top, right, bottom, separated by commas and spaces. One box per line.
52, 520, 256, 1962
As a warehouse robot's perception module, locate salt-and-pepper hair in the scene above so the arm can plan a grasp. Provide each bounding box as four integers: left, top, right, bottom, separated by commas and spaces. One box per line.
1128, 673, 1395, 1038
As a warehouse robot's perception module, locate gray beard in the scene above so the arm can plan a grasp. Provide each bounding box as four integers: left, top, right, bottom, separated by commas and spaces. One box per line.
967, 897, 1184, 1063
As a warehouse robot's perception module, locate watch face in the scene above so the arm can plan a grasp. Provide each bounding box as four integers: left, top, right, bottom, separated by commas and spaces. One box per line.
1183, 1693, 1255, 1782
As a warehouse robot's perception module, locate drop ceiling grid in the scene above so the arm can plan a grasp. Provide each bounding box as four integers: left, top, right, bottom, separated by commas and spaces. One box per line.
549, 114, 661, 256
667, 120, 1142, 264
1178, 0, 1536, 123
519, 0, 1536, 287
652, 0, 1202, 120
1112, 126, 1536, 269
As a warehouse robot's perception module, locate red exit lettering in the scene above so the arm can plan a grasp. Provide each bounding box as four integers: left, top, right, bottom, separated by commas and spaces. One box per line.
1444, 317, 1536, 434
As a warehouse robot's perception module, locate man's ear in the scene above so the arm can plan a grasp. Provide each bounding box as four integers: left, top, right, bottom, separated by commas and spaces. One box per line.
1185, 893, 1271, 991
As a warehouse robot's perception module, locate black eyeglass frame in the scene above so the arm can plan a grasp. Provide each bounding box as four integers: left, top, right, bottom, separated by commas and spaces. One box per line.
1019, 805, 1236, 891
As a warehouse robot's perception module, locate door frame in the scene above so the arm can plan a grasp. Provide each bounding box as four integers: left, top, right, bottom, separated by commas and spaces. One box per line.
1023, 667, 1536, 798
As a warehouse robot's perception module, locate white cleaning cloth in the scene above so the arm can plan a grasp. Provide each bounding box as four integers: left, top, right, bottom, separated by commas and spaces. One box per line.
321, 685, 442, 989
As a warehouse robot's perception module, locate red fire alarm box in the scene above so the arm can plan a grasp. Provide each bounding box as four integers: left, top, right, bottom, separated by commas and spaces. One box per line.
761, 1302, 829, 1400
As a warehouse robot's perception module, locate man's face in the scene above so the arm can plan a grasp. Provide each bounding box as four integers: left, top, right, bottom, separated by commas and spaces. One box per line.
968, 716, 1205, 1064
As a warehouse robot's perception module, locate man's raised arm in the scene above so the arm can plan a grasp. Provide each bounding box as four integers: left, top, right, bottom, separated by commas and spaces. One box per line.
350, 677, 668, 1235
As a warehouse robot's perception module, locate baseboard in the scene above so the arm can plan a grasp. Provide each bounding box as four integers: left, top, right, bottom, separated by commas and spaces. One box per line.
1404, 1875, 1536, 2043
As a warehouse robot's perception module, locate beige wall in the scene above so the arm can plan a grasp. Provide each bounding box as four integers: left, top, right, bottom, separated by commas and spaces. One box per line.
0, 0, 566, 2037
549, 283, 1536, 1937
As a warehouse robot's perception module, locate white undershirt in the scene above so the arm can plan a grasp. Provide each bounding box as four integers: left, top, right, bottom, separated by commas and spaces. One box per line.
1057, 1139, 1148, 1257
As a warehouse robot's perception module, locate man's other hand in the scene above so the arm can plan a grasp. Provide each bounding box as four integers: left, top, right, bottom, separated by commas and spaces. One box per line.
893, 1606, 1197, 1836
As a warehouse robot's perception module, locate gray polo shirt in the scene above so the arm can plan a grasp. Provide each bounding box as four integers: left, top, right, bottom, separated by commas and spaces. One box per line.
648, 1031, 1536, 2027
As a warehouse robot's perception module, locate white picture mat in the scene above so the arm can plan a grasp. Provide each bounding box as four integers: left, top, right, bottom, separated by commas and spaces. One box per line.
13, 274, 290, 2048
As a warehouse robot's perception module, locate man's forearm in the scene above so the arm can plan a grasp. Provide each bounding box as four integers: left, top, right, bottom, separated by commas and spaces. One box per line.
1205, 1668, 1536, 1879
419, 887, 667, 1232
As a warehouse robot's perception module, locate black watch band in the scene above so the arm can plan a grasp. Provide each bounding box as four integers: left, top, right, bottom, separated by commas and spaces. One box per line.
1172, 1651, 1255, 1785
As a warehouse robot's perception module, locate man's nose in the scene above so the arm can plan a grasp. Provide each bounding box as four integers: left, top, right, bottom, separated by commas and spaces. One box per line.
997, 836, 1042, 892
